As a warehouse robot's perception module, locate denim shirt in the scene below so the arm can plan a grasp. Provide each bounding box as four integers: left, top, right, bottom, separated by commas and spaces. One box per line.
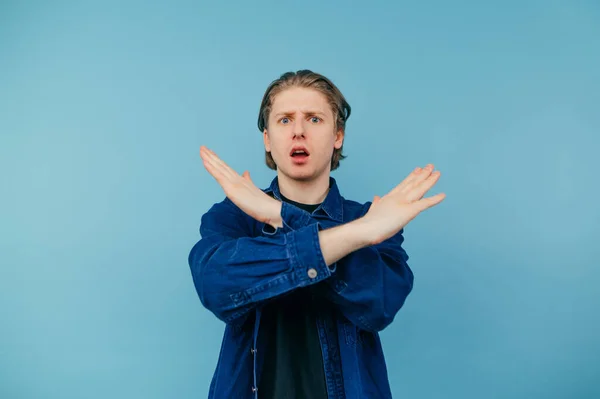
188, 176, 414, 399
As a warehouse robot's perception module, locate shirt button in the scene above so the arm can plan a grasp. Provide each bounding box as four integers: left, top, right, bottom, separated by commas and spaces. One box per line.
307, 268, 318, 279
250, 348, 256, 355
252, 386, 258, 393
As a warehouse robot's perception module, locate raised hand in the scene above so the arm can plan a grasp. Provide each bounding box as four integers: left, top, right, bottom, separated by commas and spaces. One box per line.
200, 146, 283, 228
361, 164, 446, 245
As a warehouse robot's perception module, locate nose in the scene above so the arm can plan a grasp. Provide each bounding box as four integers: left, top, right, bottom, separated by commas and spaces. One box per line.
292, 119, 305, 138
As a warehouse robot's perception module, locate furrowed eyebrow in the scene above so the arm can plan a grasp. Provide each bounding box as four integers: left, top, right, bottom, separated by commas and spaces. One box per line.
273, 110, 326, 118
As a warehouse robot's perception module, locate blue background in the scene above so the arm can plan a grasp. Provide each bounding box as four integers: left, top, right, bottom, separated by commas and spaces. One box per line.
1, 1, 599, 398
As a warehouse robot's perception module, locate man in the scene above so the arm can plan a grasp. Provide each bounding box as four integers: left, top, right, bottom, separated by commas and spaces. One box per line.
188, 70, 445, 398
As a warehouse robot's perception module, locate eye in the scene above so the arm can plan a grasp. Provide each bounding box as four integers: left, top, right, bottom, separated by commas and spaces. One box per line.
310, 116, 321, 123
280, 117, 290, 124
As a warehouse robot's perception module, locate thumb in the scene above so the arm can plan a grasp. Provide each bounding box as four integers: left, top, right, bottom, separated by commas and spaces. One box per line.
242, 170, 252, 182
373, 195, 381, 204
415, 192, 446, 212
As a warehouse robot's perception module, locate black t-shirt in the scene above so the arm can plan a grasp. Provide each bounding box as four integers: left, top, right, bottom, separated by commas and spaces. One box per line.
258, 194, 328, 399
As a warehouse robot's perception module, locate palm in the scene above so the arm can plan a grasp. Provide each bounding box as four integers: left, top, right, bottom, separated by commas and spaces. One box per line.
199, 146, 281, 225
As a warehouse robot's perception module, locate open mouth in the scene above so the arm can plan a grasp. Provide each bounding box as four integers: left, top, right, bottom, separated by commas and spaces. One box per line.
290, 147, 309, 157
291, 150, 308, 157
290, 147, 310, 163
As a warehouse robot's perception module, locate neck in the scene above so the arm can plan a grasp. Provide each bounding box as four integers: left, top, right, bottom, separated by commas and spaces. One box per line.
277, 171, 331, 205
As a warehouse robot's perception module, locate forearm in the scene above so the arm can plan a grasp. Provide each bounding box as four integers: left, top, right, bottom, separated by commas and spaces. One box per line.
318, 217, 373, 266
190, 200, 331, 325
270, 200, 375, 266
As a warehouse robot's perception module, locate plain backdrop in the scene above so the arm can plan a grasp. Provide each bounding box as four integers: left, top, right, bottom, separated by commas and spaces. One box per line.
1, 1, 599, 398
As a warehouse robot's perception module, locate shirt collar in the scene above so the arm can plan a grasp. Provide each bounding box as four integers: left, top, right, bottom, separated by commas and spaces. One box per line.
264, 176, 344, 222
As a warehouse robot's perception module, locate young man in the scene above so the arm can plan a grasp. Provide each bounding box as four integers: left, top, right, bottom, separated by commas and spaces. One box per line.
188, 70, 445, 399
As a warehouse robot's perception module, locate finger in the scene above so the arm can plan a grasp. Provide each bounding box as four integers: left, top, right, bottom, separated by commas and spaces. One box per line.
405, 164, 435, 190
373, 195, 381, 204
202, 147, 239, 182
389, 166, 424, 195
200, 145, 218, 159
407, 170, 441, 202
202, 156, 228, 186
414, 192, 446, 212
398, 167, 422, 188
242, 170, 252, 182
199, 145, 209, 160
202, 151, 227, 179
200, 146, 222, 170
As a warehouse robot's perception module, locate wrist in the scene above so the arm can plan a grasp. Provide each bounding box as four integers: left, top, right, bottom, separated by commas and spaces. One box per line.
318, 217, 372, 266
348, 216, 378, 247
269, 201, 283, 228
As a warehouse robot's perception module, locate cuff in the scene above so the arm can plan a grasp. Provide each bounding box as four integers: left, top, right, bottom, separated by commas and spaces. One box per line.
281, 201, 312, 232
289, 223, 332, 285
262, 201, 312, 235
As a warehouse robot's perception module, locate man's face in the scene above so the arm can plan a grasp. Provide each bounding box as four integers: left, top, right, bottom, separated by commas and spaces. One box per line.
263, 87, 344, 182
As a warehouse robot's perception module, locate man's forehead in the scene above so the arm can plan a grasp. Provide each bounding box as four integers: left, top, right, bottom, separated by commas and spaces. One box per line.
271, 88, 330, 114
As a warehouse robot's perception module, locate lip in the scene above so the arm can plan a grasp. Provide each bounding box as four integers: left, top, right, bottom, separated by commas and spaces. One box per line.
290, 146, 310, 156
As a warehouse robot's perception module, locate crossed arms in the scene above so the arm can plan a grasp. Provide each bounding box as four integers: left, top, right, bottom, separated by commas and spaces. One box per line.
188, 198, 413, 332
188, 147, 445, 332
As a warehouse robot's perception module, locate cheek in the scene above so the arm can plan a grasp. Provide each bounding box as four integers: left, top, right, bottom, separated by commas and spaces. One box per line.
325, 135, 340, 152
316, 143, 336, 161
268, 137, 287, 158
271, 138, 284, 153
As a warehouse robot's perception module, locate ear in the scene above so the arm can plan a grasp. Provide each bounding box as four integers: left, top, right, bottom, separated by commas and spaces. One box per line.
263, 129, 271, 152
334, 129, 344, 149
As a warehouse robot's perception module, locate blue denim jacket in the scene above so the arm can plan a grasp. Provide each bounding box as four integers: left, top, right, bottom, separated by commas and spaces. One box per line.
188, 176, 414, 398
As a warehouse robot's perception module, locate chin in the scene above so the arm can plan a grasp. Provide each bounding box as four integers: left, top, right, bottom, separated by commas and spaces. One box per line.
281, 165, 327, 182
286, 170, 315, 181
